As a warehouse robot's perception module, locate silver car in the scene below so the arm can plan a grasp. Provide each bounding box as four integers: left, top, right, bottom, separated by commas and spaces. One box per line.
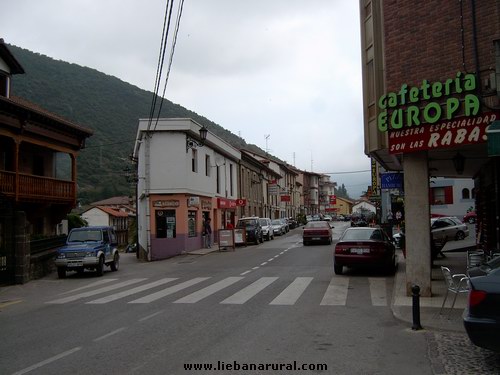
259, 218, 274, 241
271, 219, 285, 236
431, 216, 469, 241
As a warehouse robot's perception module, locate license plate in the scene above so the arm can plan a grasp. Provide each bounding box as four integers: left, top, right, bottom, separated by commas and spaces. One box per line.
351, 248, 369, 254
312, 237, 321, 241
68, 261, 83, 267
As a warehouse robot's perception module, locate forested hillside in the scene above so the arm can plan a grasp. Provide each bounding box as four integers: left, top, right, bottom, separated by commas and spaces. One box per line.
8, 44, 263, 204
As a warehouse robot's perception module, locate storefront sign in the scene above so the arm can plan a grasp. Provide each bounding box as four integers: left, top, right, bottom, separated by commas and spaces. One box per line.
280, 195, 291, 202
329, 195, 336, 204
381, 173, 403, 189
378, 72, 479, 132
388, 112, 497, 154
371, 159, 378, 193
153, 200, 180, 208
217, 198, 237, 209
201, 199, 212, 210
235, 198, 246, 206
268, 184, 279, 195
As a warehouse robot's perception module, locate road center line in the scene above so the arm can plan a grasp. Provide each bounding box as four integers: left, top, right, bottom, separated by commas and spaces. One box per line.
93, 327, 127, 342
260, 262, 268, 266
139, 310, 164, 322
12, 346, 82, 375
240, 270, 251, 276
252, 266, 259, 270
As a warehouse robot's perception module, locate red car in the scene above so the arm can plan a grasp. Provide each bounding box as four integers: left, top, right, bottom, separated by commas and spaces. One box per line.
302, 220, 332, 245
334, 227, 396, 275
463, 211, 477, 224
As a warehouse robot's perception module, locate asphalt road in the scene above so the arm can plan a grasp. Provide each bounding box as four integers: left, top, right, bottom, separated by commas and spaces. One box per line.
1, 222, 434, 375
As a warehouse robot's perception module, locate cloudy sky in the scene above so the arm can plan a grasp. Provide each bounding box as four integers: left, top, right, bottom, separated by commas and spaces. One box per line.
2, 0, 370, 198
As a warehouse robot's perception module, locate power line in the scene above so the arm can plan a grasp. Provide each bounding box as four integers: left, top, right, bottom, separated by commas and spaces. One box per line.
322, 170, 371, 175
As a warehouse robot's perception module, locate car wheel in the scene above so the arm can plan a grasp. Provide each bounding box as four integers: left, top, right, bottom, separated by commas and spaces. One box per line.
334, 263, 343, 275
110, 253, 119, 271
303, 240, 308, 246
455, 231, 465, 241
96, 256, 104, 276
57, 267, 66, 279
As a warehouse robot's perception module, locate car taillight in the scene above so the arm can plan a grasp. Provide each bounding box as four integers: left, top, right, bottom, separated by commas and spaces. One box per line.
468, 289, 487, 307
335, 245, 348, 254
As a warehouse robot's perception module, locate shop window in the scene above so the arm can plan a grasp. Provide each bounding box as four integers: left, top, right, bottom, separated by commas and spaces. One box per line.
156, 210, 176, 238
188, 211, 197, 237
462, 188, 470, 200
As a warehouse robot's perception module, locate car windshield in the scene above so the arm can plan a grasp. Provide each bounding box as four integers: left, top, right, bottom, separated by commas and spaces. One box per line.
341, 229, 380, 241
258, 219, 268, 225
271, 220, 281, 225
68, 229, 102, 242
238, 219, 257, 227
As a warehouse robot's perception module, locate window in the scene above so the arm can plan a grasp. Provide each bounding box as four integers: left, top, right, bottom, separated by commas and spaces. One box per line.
205, 155, 210, 176
462, 188, 470, 199
216, 166, 220, 194
156, 210, 176, 238
191, 149, 198, 172
188, 211, 197, 237
229, 164, 234, 196
430, 186, 453, 205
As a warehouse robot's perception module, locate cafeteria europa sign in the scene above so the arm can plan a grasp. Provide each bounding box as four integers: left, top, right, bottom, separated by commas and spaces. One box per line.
377, 72, 497, 153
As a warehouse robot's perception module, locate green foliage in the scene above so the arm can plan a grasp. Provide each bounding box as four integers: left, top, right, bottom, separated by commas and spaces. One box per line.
67, 213, 88, 230
335, 184, 351, 200
8, 44, 266, 204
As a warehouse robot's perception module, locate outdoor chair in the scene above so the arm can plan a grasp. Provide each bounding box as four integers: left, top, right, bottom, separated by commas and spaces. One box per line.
439, 266, 469, 316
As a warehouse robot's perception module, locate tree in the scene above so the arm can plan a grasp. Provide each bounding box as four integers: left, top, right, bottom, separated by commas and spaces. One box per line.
335, 184, 351, 199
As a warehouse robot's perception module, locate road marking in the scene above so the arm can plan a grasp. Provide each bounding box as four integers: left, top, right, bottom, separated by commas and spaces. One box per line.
46, 279, 147, 304
260, 262, 268, 266
174, 277, 243, 304
57, 278, 118, 295
11, 346, 82, 375
267, 258, 274, 262
240, 270, 251, 276
252, 266, 259, 270
221, 277, 278, 304
93, 327, 127, 342
369, 278, 387, 306
320, 277, 349, 305
86, 278, 178, 304
139, 310, 164, 322
269, 277, 313, 305
0, 299, 22, 309
129, 277, 210, 304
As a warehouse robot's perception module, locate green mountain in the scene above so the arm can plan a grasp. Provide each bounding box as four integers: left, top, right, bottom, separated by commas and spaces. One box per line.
8, 44, 264, 204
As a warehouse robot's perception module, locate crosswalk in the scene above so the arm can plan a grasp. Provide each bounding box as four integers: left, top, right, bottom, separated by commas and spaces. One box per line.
46, 275, 390, 307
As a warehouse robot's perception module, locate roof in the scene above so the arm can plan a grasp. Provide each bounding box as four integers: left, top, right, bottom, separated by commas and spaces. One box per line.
0, 39, 24, 74
91, 196, 133, 206
82, 205, 129, 218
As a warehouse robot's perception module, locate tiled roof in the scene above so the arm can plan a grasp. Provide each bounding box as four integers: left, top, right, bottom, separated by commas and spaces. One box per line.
96, 206, 129, 218
91, 196, 133, 206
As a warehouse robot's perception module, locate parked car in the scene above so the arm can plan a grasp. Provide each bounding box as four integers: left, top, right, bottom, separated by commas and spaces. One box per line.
287, 217, 298, 229
333, 227, 396, 275
463, 266, 500, 352
258, 218, 274, 241
351, 216, 368, 227
431, 216, 469, 241
236, 217, 263, 244
303, 220, 332, 246
463, 211, 477, 224
323, 214, 333, 222
55, 226, 120, 278
271, 219, 285, 236
280, 218, 290, 233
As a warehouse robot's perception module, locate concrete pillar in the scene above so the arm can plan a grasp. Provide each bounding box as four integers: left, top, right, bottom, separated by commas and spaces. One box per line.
14, 211, 30, 284
403, 152, 432, 297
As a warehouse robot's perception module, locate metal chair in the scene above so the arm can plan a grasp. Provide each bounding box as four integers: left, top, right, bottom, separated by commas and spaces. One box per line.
439, 266, 469, 316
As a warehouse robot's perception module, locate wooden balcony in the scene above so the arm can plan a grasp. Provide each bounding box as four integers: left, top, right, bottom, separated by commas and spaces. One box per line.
0, 170, 75, 204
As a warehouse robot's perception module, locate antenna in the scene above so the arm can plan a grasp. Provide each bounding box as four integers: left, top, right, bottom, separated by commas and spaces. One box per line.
265, 134, 270, 154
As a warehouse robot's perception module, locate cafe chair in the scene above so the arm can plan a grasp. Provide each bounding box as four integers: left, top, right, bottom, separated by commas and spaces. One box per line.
439, 266, 469, 316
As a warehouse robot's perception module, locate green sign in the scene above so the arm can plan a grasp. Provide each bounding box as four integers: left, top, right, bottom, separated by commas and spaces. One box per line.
378, 72, 480, 132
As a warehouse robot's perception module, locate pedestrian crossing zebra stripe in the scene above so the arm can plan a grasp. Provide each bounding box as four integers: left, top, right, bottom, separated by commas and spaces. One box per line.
173, 277, 244, 304
86, 278, 178, 304
46, 278, 148, 304
320, 276, 349, 306
220, 277, 279, 304
129, 277, 211, 304
269, 277, 313, 305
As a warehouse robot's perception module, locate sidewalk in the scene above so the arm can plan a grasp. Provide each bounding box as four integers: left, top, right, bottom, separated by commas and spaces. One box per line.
391, 245, 470, 333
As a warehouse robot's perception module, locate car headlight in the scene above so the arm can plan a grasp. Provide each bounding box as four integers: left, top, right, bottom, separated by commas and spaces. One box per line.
85, 251, 97, 257
57, 253, 66, 259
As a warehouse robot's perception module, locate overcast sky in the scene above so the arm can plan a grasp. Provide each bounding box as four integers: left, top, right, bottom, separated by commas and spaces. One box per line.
2, 0, 370, 198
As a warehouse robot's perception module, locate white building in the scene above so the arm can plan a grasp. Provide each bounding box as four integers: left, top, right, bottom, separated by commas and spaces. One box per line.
133, 118, 241, 260
429, 177, 475, 219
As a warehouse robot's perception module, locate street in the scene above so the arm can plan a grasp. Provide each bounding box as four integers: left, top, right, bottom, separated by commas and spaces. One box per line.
0, 222, 458, 374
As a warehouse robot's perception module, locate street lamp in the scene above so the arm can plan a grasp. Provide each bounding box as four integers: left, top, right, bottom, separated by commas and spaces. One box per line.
186, 126, 208, 152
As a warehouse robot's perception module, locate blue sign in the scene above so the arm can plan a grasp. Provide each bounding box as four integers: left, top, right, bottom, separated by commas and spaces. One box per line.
381, 173, 403, 189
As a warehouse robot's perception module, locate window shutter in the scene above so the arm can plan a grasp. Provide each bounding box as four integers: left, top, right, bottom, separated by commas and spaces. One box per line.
444, 186, 453, 204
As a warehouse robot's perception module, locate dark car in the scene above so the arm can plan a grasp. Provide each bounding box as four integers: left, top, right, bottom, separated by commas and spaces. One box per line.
463, 265, 500, 352
463, 211, 477, 224
55, 226, 120, 278
236, 217, 263, 245
303, 220, 332, 246
334, 227, 396, 275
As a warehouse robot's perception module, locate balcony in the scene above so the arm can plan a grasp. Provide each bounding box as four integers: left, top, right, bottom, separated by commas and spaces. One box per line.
0, 170, 75, 204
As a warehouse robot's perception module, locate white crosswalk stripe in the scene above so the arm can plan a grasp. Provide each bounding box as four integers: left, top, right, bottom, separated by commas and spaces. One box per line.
221, 277, 278, 304
173, 277, 244, 304
269, 277, 313, 305
47, 276, 390, 307
46, 278, 147, 304
129, 277, 211, 304
320, 276, 349, 306
86, 278, 178, 304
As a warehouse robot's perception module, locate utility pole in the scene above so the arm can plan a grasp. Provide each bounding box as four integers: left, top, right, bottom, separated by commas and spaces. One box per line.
265, 134, 270, 154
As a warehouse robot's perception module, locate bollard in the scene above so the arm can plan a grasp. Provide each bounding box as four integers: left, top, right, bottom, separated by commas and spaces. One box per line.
411, 284, 423, 330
